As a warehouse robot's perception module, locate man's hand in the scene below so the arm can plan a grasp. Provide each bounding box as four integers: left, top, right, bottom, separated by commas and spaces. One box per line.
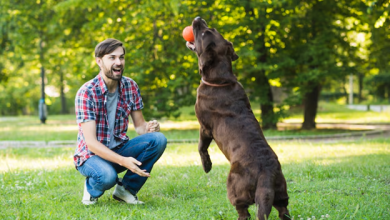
81, 121, 150, 177
121, 157, 150, 177
146, 120, 160, 133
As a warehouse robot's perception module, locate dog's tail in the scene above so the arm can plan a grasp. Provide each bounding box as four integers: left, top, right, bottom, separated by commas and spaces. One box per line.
254, 173, 274, 220
255, 170, 290, 220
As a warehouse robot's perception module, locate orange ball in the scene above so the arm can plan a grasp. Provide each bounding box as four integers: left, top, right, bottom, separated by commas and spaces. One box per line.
182, 26, 194, 42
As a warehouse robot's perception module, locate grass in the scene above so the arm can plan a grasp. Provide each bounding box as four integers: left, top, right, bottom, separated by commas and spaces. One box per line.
0, 102, 389, 219
0, 138, 389, 219
1, 102, 389, 141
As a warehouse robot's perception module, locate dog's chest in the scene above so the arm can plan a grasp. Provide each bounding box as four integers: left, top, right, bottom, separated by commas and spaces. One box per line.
195, 87, 251, 128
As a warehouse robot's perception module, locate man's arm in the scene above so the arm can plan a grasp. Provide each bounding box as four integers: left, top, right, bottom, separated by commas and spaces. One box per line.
130, 110, 160, 135
81, 121, 150, 177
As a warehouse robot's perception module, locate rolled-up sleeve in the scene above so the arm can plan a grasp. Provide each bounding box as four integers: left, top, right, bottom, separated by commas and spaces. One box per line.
131, 81, 144, 111
75, 88, 96, 123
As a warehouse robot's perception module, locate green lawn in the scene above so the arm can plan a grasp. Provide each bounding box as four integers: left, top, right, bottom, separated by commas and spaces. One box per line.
1, 102, 389, 219
0, 138, 389, 219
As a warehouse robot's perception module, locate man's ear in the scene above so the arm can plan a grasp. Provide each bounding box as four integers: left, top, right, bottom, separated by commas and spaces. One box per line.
226, 41, 239, 61
96, 57, 102, 66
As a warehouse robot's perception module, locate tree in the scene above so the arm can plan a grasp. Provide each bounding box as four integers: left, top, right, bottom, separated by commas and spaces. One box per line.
1, 0, 388, 120
240, 0, 278, 129
280, 0, 360, 129
365, 0, 390, 102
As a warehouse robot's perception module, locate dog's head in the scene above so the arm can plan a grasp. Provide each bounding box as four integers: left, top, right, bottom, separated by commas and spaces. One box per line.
186, 17, 239, 74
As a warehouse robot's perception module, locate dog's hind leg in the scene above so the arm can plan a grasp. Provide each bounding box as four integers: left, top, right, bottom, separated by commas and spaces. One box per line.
227, 163, 253, 220
273, 199, 290, 220
228, 190, 251, 220
235, 204, 251, 220
273, 172, 290, 220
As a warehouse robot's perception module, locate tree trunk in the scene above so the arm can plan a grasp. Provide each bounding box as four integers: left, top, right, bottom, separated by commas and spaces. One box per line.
358, 73, 363, 103
342, 77, 348, 104
302, 83, 322, 130
388, 86, 390, 103
258, 73, 277, 129
60, 71, 67, 114
252, 3, 277, 130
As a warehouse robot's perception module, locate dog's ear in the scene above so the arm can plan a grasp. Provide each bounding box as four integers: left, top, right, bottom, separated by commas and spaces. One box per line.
199, 42, 217, 71
206, 42, 216, 51
226, 41, 239, 61
201, 42, 217, 62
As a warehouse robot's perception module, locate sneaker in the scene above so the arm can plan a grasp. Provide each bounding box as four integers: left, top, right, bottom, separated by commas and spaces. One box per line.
113, 181, 144, 204
82, 181, 98, 205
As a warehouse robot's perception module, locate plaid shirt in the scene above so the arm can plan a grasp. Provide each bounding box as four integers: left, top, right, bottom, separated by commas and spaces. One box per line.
74, 73, 143, 167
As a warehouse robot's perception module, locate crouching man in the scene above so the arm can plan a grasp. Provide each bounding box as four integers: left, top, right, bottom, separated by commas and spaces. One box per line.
74, 38, 167, 205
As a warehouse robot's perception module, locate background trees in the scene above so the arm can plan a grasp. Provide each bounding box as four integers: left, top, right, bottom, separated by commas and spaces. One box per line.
0, 0, 389, 129
365, 0, 390, 103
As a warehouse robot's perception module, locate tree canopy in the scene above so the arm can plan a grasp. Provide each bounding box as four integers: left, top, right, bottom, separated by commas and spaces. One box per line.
1, 0, 389, 129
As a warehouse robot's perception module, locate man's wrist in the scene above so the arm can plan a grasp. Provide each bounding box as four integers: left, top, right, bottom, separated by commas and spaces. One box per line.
118, 156, 125, 166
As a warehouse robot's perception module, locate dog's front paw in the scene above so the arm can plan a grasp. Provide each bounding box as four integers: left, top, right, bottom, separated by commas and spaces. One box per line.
201, 157, 212, 173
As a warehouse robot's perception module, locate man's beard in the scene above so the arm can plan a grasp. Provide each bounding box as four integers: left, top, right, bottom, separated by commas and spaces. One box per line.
102, 62, 123, 81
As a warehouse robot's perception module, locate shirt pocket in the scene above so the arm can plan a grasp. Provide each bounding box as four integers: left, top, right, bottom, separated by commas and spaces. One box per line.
117, 102, 132, 129
119, 102, 132, 117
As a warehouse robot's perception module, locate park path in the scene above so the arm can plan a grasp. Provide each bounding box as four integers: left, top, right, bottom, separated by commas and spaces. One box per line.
0, 123, 389, 149
273, 122, 390, 143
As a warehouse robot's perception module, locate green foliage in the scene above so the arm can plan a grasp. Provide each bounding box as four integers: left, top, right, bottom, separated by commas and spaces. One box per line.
0, 0, 389, 124
365, 73, 390, 101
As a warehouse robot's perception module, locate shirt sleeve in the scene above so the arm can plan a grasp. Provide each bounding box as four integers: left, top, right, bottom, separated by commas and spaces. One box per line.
75, 88, 96, 123
131, 81, 144, 111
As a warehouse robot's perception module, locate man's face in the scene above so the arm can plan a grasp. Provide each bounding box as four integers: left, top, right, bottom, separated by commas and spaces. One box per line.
96, 47, 125, 81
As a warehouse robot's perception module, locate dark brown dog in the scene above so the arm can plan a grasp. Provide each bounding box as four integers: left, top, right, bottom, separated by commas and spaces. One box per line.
186, 17, 290, 220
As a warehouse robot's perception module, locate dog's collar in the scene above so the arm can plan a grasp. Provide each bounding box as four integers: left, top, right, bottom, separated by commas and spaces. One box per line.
201, 78, 233, 87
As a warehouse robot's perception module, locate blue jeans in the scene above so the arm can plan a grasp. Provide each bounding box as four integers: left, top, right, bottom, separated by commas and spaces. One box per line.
77, 132, 167, 198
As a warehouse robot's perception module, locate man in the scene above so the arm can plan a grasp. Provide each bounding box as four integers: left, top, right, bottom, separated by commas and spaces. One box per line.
74, 38, 167, 205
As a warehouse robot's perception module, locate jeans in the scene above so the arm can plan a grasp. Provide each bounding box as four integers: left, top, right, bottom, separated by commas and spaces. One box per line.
77, 132, 167, 198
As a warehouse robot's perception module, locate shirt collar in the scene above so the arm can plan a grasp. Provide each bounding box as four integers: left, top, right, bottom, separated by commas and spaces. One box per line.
97, 73, 108, 94
97, 72, 124, 95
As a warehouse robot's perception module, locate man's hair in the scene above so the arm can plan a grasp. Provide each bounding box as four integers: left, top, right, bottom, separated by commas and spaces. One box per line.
94, 38, 126, 58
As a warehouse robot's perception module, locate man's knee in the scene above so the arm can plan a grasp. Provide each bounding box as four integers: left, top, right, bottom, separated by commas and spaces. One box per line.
90, 164, 117, 190
100, 171, 117, 189
151, 132, 167, 154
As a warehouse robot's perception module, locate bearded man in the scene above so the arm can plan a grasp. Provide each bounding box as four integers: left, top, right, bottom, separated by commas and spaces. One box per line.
74, 38, 167, 205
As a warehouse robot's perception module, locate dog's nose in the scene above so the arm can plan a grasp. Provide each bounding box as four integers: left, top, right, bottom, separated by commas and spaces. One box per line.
195, 16, 202, 21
